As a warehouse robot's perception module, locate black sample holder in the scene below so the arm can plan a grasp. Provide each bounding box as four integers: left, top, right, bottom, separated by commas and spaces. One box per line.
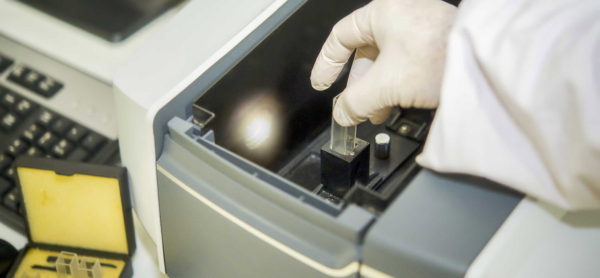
320, 139, 370, 198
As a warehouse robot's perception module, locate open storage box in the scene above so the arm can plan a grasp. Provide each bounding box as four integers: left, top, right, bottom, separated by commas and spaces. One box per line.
6, 157, 135, 278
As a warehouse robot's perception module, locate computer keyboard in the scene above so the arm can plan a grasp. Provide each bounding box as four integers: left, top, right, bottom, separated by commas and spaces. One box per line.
7, 64, 63, 98
0, 36, 119, 234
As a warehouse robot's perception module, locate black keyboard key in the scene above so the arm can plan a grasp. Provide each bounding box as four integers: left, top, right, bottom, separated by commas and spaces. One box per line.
8, 64, 28, 83
6, 139, 28, 157
7, 64, 62, 97
3, 188, 20, 211
23, 71, 43, 90
66, 125, 88, 143
0, 154, 12, 172
66, 147, 90, 162
0, 178, 11, 196
36, 77, 63, 98
15, 99, 34, 116
37, 131, 59, 151
82, 132, 106, 151
22, 123, 45, 142
0, 55, 13, 73
1, 113, 20, 132
25, 146, 44, 157
0, 106, 6, 117
3, 167, 15, 182
37, 110, 56, 127
51, 139, 74, 158
1, 91, 20, 109
51, 118, 73, 135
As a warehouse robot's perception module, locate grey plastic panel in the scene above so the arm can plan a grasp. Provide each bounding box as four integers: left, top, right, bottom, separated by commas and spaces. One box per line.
157, 131, 367, 277
173, 117, 343, 216
158, 168, 356, 278
362, 170, 523, 278
167, 117, 375, 244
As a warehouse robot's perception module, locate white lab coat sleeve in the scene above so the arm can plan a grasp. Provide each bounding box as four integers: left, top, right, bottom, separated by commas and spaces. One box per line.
416, 0, 600, 210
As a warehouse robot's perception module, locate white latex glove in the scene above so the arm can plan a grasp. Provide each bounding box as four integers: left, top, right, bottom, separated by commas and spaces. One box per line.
310, 0, 457, 126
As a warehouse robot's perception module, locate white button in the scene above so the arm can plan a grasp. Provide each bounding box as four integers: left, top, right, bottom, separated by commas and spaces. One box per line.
375, 133, 390, 144
71, 101, 78, 109
101, 115, 109, 124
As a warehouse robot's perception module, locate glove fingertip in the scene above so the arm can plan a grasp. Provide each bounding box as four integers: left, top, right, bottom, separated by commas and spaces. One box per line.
311, 83, 331, 91
310, 71, 332, 92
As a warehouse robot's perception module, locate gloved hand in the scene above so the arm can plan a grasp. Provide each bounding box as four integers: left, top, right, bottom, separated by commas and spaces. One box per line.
311, 0, 457, 126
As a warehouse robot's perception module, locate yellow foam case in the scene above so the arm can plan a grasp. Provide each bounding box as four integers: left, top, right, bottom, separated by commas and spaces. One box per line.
6, 156, 135, 278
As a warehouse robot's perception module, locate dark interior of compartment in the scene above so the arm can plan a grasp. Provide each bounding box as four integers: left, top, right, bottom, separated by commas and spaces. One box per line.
281, 152, 322, 191
193, 0, 370, 172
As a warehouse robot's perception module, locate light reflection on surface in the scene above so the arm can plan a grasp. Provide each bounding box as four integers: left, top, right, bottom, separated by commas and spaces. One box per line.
245, 115, 272, 149
230, 93, 283, 165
